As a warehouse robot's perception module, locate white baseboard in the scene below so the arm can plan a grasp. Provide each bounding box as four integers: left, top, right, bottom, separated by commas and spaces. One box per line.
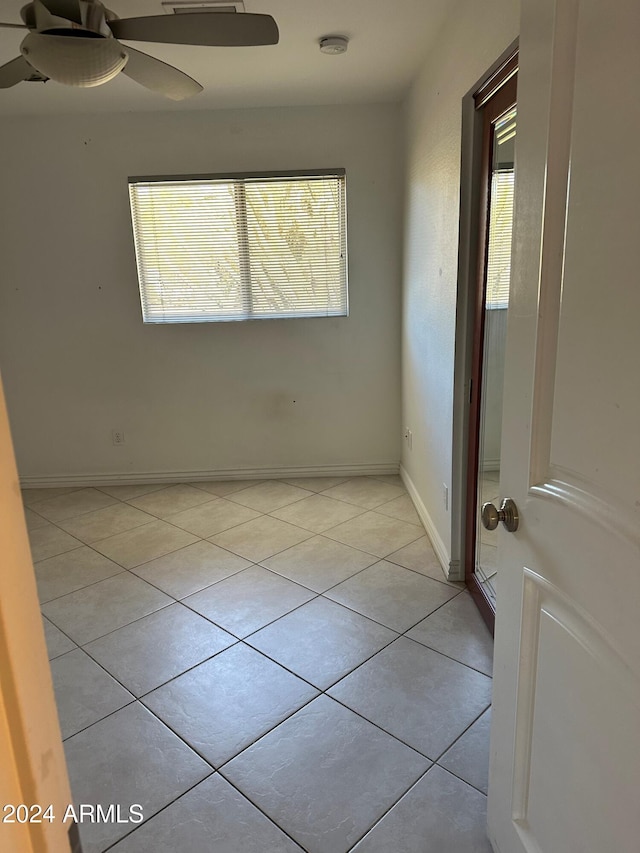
400, 465, 463, 583
20, 462, 400, 490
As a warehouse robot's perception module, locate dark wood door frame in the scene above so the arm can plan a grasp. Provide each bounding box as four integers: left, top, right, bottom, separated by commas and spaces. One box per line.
465, 53, 518, 634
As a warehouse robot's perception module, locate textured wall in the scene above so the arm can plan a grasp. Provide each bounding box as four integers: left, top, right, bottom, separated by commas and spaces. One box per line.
401, 0, 519, 562
0, 103, 403, 482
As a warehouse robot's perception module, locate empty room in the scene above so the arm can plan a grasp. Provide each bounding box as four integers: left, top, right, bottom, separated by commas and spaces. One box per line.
1, 1, 638, 852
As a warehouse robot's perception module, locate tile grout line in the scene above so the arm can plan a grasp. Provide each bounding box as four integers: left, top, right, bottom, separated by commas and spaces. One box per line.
97, 768, 217, 853
59, 621, 480, 813
60, 648, 484, 852
208, 773, 312, 853
341, 761, 491, 853
103, 766, 312, 853
39, 540, 458, 617
41, 570, 484, 700
38, 567, 133, 608
26, 478, 492, 852
343, 764, 436, 852
48, 589, 490, 791
398, 632, 494, 678
432, 704, 493, 766
41, 542, 482, 680
28, 482, 451, 588
432, 761, 490, 797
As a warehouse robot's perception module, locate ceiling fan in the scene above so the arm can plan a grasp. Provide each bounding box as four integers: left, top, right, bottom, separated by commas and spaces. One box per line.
0, 0, 279, 99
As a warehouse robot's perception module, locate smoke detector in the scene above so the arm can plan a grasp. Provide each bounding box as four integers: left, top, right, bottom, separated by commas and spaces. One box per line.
319, 36, 349, 55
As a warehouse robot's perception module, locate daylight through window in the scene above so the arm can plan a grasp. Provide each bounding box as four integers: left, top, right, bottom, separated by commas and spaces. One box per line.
484, 169, 514, 310
128, 171, 348, 323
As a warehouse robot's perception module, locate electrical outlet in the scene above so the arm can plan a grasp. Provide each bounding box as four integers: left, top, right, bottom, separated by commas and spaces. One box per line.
443, 483, 449, 511
112, 429, 125, 446
404, 428, 413, 450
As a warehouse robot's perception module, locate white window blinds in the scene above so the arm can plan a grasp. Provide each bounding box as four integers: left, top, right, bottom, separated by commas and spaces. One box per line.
128, 171, 348, 323
485, 169, 515, 310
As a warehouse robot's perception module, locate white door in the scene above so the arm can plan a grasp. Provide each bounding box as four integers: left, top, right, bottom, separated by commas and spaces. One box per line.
0, 374, 73, 852
487, 0, 640, 851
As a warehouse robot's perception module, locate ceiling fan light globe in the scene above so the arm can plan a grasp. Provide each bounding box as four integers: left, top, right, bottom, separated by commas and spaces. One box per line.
20, 32, 127, 87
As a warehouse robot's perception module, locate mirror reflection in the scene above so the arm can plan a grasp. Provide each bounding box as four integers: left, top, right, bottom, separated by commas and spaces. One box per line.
476, 106, 516, 605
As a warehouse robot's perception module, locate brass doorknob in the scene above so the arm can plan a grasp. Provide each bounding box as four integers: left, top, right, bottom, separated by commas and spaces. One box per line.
481, 498, 519, 533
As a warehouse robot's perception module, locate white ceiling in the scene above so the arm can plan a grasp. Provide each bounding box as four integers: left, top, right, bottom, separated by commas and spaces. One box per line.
0, 0, 451, 115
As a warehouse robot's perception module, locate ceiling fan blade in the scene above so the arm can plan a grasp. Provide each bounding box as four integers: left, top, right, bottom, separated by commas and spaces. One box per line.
0, 55, 35, 88
121, 46, 202, 100
109, 11, 279, 47
32, 0, 63, 31
0, 22, 27, 29
38, 0, 82, 24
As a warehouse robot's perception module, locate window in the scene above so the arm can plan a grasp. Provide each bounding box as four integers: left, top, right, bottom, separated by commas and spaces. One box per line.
485, 168, 515, 310
128, 170, 348, 323
484, 106, 516, 310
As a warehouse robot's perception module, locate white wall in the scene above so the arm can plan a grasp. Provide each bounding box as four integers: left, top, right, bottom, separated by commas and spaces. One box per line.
0, 103, 403, 483
401, 0, 519, 568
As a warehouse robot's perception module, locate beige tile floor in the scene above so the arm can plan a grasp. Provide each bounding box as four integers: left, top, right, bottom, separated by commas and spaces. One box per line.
25, 475, 493, 853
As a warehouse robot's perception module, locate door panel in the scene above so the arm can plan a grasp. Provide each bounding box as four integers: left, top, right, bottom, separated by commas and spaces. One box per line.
510, 568, 640, 852
547, 2, 640, 499
487, 0, 640, 851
